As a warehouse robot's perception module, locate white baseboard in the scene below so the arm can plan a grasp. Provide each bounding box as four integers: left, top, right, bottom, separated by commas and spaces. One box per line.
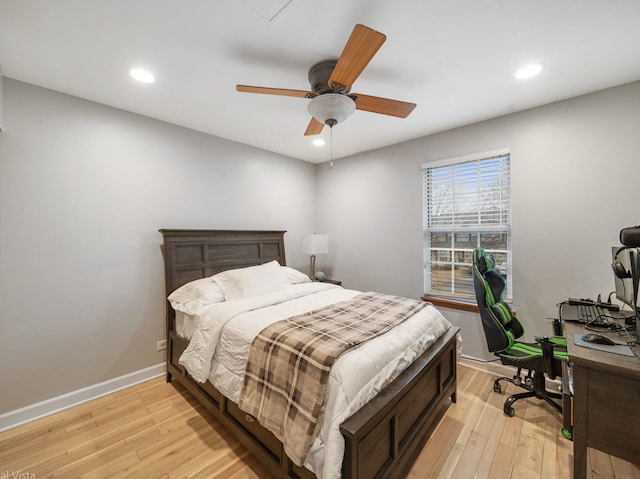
0, 363, 165, 432
458, 354, 514, 377
458, 355, 563, 390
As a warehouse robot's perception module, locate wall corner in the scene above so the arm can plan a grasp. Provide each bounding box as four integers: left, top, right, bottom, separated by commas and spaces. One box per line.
0, 64, 4, 132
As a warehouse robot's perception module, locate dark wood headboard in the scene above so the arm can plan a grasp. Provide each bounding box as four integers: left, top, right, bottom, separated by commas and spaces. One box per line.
159, 229, 286, 326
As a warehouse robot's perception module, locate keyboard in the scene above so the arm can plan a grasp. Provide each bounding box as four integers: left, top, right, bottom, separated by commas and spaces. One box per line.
577, 304, 609, 324
561, 301, 630, 324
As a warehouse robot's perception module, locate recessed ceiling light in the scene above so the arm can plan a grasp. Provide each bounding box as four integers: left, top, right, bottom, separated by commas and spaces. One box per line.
514, 63, 544, 80
130, 68, 155, 83
312, 139, 326, 147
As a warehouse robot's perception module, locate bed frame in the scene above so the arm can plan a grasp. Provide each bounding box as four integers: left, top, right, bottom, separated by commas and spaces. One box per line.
160, 229, 458, 479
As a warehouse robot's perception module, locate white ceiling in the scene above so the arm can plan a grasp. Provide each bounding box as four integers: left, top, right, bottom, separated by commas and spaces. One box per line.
1, 0, 639, 163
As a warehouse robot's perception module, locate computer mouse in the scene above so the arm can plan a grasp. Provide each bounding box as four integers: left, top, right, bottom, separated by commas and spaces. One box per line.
581, 333, 616, 346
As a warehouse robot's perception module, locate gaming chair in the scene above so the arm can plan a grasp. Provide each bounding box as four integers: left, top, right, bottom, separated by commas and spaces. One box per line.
472, 247, 569, 419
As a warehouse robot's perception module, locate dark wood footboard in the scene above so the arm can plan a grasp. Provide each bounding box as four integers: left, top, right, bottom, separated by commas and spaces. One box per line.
160, 229, 458, 479
340, 326, 458, 479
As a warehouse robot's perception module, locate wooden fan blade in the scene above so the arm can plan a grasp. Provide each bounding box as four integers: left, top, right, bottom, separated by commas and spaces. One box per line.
328, 24, 386, 91
350, 93, 416, 118
236, 85, 311, 98
304, 117, 324, 136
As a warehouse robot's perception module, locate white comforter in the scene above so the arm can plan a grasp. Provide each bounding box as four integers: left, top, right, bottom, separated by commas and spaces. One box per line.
178, 282, 453, 479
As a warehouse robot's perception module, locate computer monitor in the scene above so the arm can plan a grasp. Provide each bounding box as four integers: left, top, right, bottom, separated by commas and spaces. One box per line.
611, 246, 640, 311
611, 246, 640, 341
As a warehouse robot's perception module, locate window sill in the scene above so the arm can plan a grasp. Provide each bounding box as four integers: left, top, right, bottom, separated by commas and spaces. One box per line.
420, 295, 480, 313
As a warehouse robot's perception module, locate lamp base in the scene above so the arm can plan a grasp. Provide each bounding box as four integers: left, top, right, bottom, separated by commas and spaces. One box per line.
309, 254, 316, 278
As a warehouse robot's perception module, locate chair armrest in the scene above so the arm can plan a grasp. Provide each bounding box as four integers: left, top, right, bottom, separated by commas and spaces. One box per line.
552, 318, 563, 336
535, 336, 560, 380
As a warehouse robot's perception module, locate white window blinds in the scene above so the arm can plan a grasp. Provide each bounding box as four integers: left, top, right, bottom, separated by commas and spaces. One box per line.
425, 154, 511, 231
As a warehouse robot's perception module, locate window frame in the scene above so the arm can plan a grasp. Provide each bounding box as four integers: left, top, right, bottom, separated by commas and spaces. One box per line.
422, 148, 512, 302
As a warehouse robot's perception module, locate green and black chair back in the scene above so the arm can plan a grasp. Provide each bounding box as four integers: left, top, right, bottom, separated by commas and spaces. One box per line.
472, 248, 524, 353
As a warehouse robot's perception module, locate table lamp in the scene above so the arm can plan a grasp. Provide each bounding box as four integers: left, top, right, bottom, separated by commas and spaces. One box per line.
301, 233, 329, 278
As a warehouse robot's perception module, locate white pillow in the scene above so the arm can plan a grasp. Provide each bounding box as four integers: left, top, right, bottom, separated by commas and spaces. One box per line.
282, 266, 311, 284
213, 260, 290, 300
168, 277, 225, 315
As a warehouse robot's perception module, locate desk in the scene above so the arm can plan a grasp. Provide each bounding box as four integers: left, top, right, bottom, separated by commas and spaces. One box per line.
562, 316, 640, 479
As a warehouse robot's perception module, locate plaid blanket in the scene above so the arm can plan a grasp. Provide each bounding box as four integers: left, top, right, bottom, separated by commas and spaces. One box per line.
237, 292, 429, 466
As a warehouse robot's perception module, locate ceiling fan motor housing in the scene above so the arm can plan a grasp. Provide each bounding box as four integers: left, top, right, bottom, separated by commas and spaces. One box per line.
308, 60, 349, 95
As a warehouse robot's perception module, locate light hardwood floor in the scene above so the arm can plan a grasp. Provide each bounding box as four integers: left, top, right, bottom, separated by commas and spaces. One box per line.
2, 365, 639, 478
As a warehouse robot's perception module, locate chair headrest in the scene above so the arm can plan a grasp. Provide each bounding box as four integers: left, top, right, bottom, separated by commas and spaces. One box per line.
473, 248, 495, 275
473, 247, 505, 306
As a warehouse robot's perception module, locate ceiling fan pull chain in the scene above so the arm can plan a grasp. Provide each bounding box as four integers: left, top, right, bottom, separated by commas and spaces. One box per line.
330, 126, 334, 169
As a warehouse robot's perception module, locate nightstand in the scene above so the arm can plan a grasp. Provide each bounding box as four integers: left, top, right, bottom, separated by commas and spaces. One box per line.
315, 278, 342, 286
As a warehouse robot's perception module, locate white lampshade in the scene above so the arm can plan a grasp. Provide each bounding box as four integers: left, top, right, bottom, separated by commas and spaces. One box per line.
307, 94, 355, 125
301, 233, 329, 255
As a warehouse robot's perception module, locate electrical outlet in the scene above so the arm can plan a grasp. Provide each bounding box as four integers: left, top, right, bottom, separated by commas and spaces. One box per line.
156, 339, 167, 351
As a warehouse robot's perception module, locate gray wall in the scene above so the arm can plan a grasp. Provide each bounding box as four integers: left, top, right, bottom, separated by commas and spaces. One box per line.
317, 81, 640, 358
0, 79, 317, 413
2, 77, 638, 413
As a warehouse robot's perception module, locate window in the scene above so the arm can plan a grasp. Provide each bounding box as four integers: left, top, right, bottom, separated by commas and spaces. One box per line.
422, 149, 511, 300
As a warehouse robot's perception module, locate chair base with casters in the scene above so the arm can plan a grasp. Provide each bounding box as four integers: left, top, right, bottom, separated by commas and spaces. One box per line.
493, 366, 562, 417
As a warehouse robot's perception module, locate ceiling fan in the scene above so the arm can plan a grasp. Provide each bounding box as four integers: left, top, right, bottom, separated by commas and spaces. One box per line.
236, 24, 417, 136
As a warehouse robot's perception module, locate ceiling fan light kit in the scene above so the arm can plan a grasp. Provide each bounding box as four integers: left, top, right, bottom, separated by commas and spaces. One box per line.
308, 93, 355, 126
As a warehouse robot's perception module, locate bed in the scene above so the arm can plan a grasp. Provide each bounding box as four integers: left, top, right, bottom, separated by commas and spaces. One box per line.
160, 229, 459, 479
